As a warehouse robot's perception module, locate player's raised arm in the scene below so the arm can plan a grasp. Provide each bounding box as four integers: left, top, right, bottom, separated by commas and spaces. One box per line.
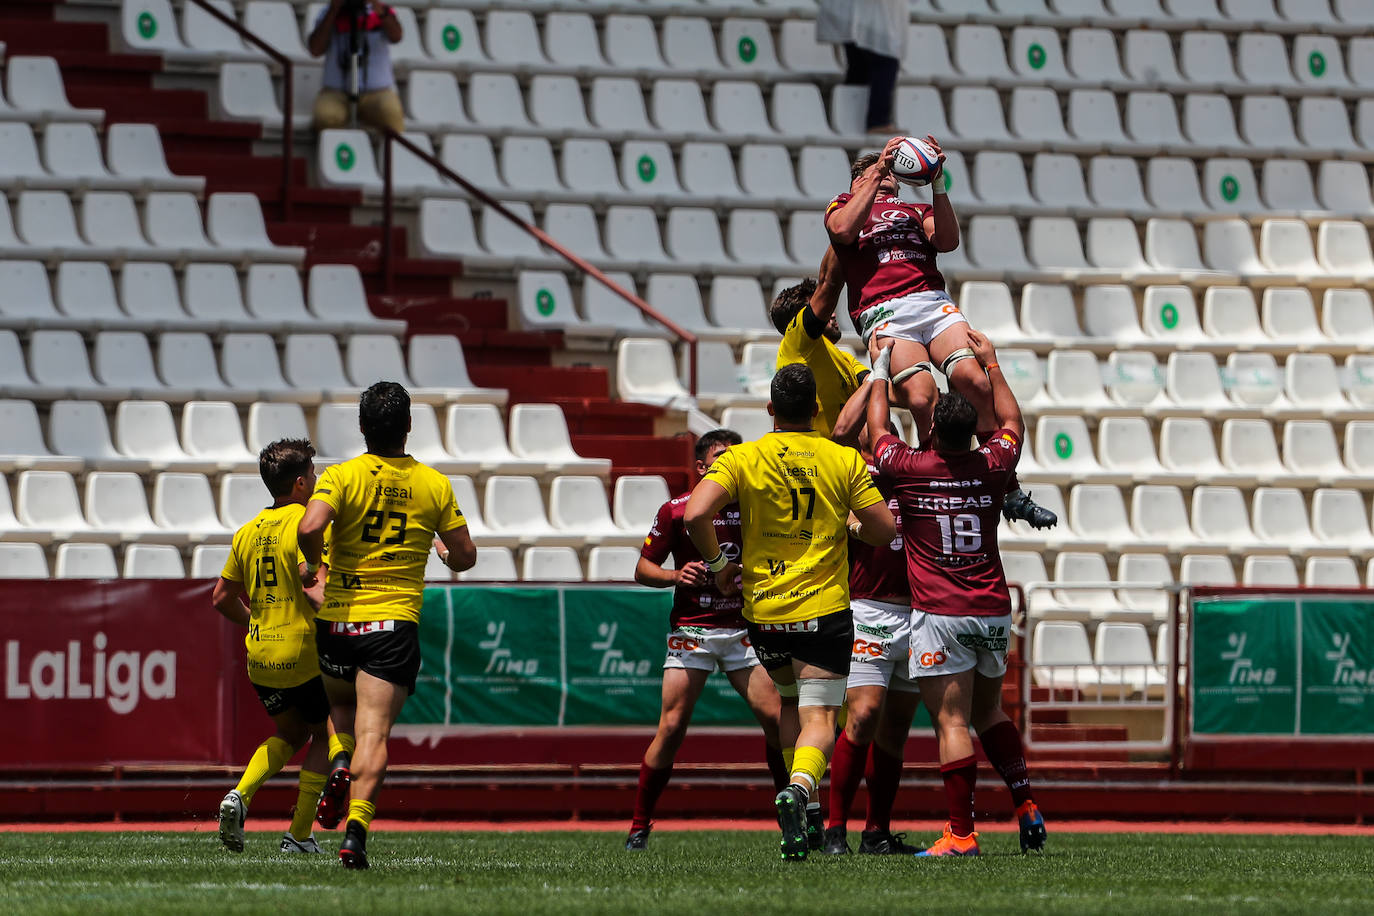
807, 246, 846, 330
865, 343, 895, 446
826, 138, 900, 245
918, 136, 960, 253
297, 499, 335, 586
967, 329, 1023, 440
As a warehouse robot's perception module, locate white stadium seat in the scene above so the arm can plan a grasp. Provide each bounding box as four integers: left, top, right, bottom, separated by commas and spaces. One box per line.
54, 544, 118, 579
0, 543, 48, 578
587, 546, 641, 582
191, 544, 231, 578
549, 476, 638, 546
123, 544, 185, 579
458, 546, 517, 582
520, 546, 583, 582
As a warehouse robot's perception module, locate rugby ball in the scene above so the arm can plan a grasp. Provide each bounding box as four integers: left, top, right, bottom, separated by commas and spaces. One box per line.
890, 136, 941, 187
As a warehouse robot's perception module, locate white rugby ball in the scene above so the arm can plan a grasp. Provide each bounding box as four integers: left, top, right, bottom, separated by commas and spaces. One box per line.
890, 136, 940, 187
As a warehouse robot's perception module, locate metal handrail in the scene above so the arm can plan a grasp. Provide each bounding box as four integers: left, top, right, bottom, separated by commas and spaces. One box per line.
380, 130, 701, 397
183, 0, 294, 221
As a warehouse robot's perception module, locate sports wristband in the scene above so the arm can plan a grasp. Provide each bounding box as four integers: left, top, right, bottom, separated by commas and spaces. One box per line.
704, 550, 729, 573
930, 170, 947, 195
985, 362, 999, 371
304, 559, 319, 575
870, 345, 893, 383
848, 521, 863, 539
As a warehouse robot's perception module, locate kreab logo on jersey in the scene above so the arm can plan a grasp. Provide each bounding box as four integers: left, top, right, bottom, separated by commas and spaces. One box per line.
4, 633, 176, 714
593, 622, 651, 677
480, 621, 539, 676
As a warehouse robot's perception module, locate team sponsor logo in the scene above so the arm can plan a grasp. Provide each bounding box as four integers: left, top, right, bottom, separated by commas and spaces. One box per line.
855, 622, 894, 639
1221, 632, 1278, 686
914, 493, 994, 511
853, 639, 885, 658
593, 622, 652, 677
4, 634, 176, 715
955, 625, 1009, 653
755, 619, 819, 633
329, 620, 396, 635
480, 621, 539, 676
667, 634, 702, 652
930, 479, 983, 489
916, 650, 948, 668
879, 209, 911, 222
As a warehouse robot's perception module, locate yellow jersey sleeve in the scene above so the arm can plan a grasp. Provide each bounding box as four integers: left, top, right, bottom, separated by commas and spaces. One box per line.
776, 305, 817, 367
221, 537, 245, 583
436, 479, 466, 532
701, 445, 741, 501
311, 463, 345, 514
840, 347, 869, 383
848, 449, 885, 511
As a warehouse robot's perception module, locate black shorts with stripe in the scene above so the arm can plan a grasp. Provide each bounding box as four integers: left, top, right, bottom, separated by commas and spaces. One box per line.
251, 675, 331, 723
314, 619, 421, 694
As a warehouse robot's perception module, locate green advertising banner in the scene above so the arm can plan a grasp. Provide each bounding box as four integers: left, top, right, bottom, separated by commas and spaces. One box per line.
398, 585, 766, 727
1192, 595, 1374, 737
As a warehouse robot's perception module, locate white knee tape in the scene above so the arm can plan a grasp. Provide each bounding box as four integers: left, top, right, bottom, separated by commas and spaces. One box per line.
940, 347, 976, 377
775, 681, 799, 698
891, 361, 935, 386
797, 677, 847, 708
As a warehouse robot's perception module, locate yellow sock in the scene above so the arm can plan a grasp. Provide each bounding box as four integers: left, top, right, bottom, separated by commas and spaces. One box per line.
289, 769, 327, 840
348, 799, 376, 831
234, 736, 293, 806
782, 747, 795, 772
790, 745, 829, 796
328, 732, 355, 765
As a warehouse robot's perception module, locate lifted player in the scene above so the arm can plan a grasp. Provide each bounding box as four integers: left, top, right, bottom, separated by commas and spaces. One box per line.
826, 136, 1056, 529
625, 429, 787, 851
866, 335, 1046, 857
212, 438, 332, 855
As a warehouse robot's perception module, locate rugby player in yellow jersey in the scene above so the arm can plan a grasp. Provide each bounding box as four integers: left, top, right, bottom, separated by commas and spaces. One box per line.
298, 381, 477, 869
683, 363, 897, 860
212, 438, 332, 855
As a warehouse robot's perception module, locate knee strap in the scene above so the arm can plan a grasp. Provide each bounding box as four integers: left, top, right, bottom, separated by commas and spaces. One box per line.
891, 361, 935, 386
940, 347, 976, 377
797, 676, 847, 708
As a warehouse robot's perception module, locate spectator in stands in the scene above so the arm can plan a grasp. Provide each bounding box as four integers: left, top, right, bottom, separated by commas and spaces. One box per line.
817, 0, 907, 134
308, 0, 405, 135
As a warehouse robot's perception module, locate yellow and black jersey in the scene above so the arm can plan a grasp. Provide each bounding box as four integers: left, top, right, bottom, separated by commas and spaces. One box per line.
776, 306, 869, 438
703, 432, 883, 625
222, 502, 319, 688
310, 454, 465, 624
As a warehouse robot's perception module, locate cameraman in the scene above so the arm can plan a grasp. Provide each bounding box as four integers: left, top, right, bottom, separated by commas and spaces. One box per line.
308, 0, 404, 134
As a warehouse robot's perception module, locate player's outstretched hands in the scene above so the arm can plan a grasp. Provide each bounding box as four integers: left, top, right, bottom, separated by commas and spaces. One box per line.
967, 328, 997, 368
871, 338, 895, 383
869, 136, 900, 179
675, 560, 710, 588
923, 135, 947, 177
714, 562, 743, 597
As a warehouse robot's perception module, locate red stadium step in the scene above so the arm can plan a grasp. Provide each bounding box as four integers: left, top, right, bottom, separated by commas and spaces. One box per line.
2, 0, 62, 20
110, 117, 261, 157
469, 365, 608, 401
0, 18, 108, 52
68, 85, 206, 120
572, 435, 693, 470
167, 154, 308, 189
258, 187, 361, 224
371, 295, 509, 332
537, 399, 663, 437
453, 329, 558, 366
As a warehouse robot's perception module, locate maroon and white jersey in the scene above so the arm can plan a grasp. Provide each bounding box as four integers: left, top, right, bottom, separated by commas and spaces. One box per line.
826, 192, 947, 327
848, 467, 910, 603
640, 493, 746, 628
872, 430, 1022, 617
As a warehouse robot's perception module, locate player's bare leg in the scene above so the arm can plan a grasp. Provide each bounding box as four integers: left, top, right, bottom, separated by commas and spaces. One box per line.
773, 660, 843, 860
971, 673, 1044, 852
915, 671, 981, 856
337, 671, 407, 869
315, 674, 356, 830
727, 663, 787, 789
281, 719, 331, 854
930, 323, 1058, 529
627, 667, 710, 850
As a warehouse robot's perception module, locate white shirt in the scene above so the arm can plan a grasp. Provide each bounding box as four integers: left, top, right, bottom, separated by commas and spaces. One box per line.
817, 0, 909, 60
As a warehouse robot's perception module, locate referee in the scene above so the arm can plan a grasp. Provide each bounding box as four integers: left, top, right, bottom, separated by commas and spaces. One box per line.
684, 363, 896, 860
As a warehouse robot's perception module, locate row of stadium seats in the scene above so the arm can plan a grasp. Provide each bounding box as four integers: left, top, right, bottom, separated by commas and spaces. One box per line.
0, 400, 604, 479
0, 540, 646, 582
0, 261, 401, 336
0, 330, 505, 407
0, 122, 201, 194
0, 189, 301, 266
0, 465, 657, 548
1031, 620, 1177, 696
130, 0, 1374, 96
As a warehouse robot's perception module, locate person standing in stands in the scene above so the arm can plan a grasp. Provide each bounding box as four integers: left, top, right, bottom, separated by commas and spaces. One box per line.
817, 0, 907, 134
309, 0, 405, 134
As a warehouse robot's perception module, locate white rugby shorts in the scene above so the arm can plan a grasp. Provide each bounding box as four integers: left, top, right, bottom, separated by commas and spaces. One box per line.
858, 289, 968, 349
909, 611, 1013, 679
847, 598, 919, 693
662, 626, 759, 673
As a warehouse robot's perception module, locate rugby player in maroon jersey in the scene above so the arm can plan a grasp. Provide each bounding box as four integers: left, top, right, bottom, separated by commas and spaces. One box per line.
623, 429, 787, 851
825, 136, 1057, 530
864, 334, 1046, 857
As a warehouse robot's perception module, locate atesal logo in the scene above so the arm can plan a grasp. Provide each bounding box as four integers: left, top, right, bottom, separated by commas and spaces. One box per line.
593, 622, 651, 677
1221, 632, 1277, 685
5, 633, 176, 715
479, 621, 538, 676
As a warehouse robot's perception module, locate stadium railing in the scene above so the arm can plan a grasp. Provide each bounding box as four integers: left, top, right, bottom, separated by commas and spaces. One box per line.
378, 129, 702, 396
1019, 581, 1184, 770
183, 0, 295, 221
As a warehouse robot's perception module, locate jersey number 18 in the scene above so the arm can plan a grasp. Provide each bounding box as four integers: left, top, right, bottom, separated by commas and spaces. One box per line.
936, 513, 982, 553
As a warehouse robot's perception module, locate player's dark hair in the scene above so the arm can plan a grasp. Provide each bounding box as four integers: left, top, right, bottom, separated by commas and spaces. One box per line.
259, 438, 316, 498
359, 380, 411, 453
770, 363, 817, 426
850, 151, 881, 183
769, 278, 817, 334
932, 390, 979, 451
695, 428, 743, 462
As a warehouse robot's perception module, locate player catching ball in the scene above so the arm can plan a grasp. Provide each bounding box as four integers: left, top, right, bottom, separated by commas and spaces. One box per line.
866, 336, 1046, 857
684, 364, 896, 861
625, 429, 787, 851
212, 438, 332, 855
825, 135, 1056, 530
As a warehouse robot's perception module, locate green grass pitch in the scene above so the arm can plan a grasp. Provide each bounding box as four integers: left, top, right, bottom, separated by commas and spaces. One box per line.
4, 830, 1373, 915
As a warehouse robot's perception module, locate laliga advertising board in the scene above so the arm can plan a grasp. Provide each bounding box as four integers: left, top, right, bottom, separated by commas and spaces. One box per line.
1, 579, 232, 766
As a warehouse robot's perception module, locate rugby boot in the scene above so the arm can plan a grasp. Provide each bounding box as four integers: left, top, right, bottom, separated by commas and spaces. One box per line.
915, 824, 980, 857
821, 825, 851, 855
280, 834, 324, 854
316, 764, 352, 830
773, 785, 810, 861
858, 829, 924, 855
1003, 489, 1058, 530
624, 827, 651, 851
217, 790, 246, 853
1017, 800, 1047, 853
805, 802, 825, 851
339, 821, 369, 869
